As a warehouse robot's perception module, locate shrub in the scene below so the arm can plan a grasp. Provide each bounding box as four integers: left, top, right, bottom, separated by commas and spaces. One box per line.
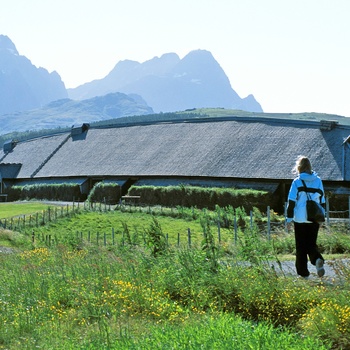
128, 185, 272, 212
144, 216, 167, 257
6, 183, 82, 202
87, 182, 121, 204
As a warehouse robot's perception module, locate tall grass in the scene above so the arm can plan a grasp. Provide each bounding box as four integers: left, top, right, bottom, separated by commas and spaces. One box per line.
0, 243, 333, 349
1, 203, 350, 349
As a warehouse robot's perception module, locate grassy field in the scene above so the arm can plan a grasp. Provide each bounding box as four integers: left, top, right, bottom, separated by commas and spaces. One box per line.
0, 201, 62, 218
1, 202, 350, 349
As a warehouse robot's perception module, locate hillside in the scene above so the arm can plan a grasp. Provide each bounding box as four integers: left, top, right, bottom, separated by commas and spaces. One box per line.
1, 108, 349, 148
184, 108, 350, 125
0, 92, 153, 135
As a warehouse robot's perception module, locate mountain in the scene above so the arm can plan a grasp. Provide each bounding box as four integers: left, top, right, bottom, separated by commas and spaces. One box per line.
0, 35, 262, 133
0, 35, 67, 115
0, 92, 153, 134
68, 50, 263, 113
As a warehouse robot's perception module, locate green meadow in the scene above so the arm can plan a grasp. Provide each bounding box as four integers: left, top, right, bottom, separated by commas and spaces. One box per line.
0, 201, 55, 218
1, 202, 350, 349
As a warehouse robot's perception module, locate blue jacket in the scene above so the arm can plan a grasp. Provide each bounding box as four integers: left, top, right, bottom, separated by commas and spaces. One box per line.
287, 171, 325, 223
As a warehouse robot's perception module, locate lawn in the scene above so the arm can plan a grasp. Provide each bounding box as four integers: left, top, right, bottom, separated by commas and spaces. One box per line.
0, 201, 65, 219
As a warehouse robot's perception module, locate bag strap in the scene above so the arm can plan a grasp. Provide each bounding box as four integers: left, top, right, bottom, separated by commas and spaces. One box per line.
298, 179, 324, 202
301, 180, 311, 200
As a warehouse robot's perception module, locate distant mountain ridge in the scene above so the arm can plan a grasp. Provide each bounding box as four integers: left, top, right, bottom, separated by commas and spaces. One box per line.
0, 35, 67, 115
0, 34, 263, 134
68, 50, 263, 113
0, 92, 153, 134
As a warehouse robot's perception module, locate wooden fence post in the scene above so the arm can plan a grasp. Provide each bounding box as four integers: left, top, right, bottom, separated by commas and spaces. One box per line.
234, 215, 237, 244
326, 197, 330, 225
187, 228, 191, 248
284, 202, 288, 232
267, 206, 271, 240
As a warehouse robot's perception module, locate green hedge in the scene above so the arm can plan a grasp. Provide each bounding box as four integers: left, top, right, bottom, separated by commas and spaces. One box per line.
128, 185, 272, 211
6, 183, 83, 202
4, 182, 272, 211
87, 182, 121, 204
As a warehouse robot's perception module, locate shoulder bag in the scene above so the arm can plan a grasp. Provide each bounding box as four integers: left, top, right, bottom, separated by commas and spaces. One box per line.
301, 180, 325, 223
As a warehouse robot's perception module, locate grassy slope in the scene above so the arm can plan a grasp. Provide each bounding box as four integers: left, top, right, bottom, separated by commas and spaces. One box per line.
1, 107, 349, 145
182, 107, 350, 124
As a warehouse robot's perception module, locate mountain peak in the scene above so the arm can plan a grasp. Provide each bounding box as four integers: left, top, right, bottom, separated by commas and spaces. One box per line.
68, 49, 263, 113
185, 49, 214, 58
0, 35, 67, 115
0, 35, 18, 55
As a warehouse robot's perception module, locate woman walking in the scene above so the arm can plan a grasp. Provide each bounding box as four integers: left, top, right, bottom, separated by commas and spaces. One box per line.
286, 155, 326, 278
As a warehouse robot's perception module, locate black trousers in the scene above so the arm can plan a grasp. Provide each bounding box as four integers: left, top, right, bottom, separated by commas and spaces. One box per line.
294, 222, 324, 277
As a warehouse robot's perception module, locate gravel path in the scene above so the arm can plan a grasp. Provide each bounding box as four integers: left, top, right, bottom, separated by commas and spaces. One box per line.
270, 258, 350, 284
0, 246, 15, 254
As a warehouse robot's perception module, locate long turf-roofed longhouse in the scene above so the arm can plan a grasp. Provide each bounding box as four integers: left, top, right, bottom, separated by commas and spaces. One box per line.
1, 115, 350, 212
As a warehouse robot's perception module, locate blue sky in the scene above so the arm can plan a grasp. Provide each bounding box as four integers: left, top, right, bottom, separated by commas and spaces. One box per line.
1, 0, 349, 117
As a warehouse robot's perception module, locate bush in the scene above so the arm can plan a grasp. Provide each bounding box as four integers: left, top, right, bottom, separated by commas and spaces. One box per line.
6, 183, 83, 202
87, 182, 121, 204
129, 185, 272, 212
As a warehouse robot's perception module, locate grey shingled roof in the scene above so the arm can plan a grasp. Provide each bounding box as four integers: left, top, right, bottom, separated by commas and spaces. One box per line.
1, 117, 350, 182
0, 133, 69, 178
